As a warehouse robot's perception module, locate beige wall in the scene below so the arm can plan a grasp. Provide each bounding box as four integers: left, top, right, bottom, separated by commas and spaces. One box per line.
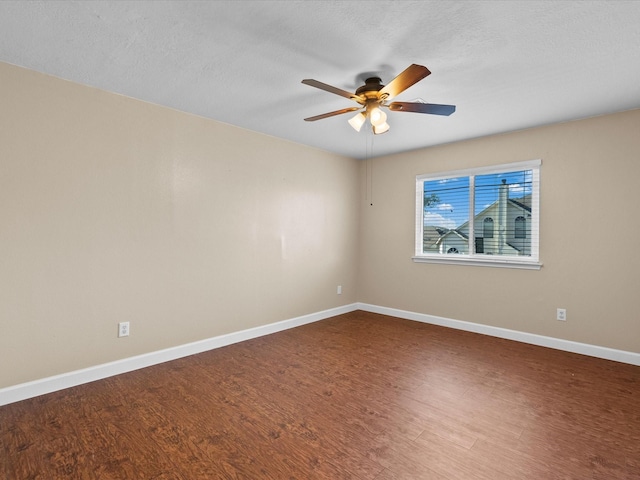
0, 62, 360, 388
2, 60, 639, 391
358, 108, 640, 353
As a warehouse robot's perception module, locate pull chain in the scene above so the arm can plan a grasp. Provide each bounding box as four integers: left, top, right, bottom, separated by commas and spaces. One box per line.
366, 130, 374, 206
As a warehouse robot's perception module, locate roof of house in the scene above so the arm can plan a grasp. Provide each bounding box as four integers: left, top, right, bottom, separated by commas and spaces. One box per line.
426, 194, 532, 246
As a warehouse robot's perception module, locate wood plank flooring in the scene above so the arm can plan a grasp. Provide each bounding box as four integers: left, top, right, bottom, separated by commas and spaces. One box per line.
2, 310, 639, 479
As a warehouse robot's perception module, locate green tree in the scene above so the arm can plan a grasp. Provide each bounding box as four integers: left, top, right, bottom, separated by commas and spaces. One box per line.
424, 193, 439, 208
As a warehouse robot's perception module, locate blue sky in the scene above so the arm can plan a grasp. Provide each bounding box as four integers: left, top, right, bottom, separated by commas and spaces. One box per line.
424, 170, 532, 229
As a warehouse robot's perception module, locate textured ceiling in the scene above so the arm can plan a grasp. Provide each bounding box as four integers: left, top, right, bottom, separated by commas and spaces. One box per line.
1, 1, 639, 159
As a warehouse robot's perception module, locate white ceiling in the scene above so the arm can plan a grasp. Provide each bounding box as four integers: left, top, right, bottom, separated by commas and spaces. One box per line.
1, 1, 639, 160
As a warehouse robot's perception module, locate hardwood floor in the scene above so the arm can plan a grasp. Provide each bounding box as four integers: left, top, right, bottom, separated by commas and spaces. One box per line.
2, 310, 639, 479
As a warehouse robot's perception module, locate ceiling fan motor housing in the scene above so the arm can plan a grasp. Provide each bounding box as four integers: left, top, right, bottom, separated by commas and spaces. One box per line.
355, 77, 386, 101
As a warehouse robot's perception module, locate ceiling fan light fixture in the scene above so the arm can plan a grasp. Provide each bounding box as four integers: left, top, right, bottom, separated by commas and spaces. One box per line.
348, 111, 367, 132
368, 106, 387, 126
373, 122, 390, 135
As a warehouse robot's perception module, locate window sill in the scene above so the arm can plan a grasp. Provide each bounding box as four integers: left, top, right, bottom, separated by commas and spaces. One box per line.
412, 255, 542, 270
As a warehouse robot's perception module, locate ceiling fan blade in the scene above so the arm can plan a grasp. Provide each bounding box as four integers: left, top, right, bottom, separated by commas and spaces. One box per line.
302, 79, 360, 102
378, 64, 431, 100
388, 102, 456, 116
304, 107, 361, 122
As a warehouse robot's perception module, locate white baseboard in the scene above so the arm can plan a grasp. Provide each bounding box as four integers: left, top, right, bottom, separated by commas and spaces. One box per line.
0, 303, 359, 407
3, 302, 638, 407
356, 303, 640, 367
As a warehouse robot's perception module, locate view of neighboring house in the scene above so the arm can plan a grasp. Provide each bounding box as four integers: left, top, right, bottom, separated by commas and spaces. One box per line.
424, 180, 532, 256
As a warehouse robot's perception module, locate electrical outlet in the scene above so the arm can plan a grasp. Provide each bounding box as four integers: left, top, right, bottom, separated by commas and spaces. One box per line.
556, 308, 566, 321
337, 285, 342, 295
118, 321, 130, 337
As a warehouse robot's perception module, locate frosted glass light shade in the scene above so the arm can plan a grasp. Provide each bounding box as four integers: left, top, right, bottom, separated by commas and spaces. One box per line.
373, 122, 390, 135
348, 112, 366, 132
369, 107, 387, 126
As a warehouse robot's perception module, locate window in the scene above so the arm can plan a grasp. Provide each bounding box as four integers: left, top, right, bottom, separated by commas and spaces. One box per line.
414, 159, 541, 269
515, 216, 526, 239
483, 217, 494, 238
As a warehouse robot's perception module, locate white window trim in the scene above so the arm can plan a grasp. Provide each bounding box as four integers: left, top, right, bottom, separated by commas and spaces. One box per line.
413, 159, 542, 270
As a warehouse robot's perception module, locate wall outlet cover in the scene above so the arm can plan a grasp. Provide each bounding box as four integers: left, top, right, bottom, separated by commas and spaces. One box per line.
118, 322, 130, 337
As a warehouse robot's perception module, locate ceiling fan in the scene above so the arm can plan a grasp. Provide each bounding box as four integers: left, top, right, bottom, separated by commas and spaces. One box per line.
302, 64, 455, 135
